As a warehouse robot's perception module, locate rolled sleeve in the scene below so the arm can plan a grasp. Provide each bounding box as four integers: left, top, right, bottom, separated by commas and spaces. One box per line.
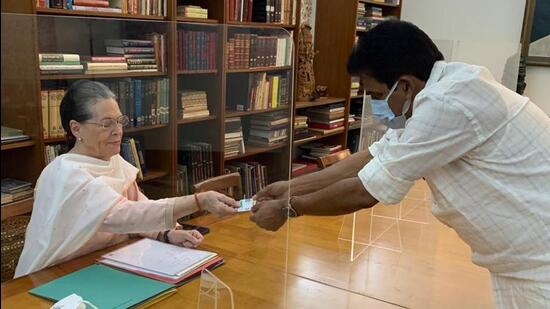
358, 156, 414, 205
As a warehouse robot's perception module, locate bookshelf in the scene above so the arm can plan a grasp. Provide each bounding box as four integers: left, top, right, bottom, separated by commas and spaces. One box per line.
296, 0, 402, 159
1, 0, 298, 220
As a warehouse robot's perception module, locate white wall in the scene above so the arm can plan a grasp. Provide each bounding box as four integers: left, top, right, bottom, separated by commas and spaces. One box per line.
524, 66, 550, 116
401, 0, 525, 90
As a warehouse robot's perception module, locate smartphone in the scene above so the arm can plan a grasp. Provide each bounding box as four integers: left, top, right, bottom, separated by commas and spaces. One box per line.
176, 221, 210, 235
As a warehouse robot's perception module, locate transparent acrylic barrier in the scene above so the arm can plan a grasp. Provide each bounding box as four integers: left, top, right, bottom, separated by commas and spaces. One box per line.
197, 269, 234, 309
2, 13, 295, 308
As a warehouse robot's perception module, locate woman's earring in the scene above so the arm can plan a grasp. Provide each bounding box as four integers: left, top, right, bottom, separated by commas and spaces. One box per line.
78, 137, 83, 142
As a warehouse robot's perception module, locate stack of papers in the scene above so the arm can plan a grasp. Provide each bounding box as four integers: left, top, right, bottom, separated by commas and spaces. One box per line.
98, 238, 223, 285
1, 126, 30, 143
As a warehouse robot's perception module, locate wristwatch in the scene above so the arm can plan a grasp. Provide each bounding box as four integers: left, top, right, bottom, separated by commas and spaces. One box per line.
282, 196, 300, 218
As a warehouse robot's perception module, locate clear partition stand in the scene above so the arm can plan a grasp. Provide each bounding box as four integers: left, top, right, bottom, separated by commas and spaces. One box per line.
338, 94, 430, 262
197, 269, 235, 309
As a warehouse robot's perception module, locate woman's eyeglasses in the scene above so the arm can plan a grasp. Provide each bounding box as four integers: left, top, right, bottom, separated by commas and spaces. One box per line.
84, 115, 130, 130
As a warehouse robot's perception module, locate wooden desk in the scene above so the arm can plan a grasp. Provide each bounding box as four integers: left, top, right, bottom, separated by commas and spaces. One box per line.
2, 187, 494, 308
1, 214, 399, 309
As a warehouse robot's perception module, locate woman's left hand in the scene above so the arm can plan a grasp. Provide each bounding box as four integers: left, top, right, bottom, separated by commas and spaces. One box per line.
167, 229, 204, 248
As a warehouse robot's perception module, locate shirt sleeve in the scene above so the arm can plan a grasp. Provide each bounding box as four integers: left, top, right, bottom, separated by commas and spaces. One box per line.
358, 93, 483, 205
98, 182, 177, 234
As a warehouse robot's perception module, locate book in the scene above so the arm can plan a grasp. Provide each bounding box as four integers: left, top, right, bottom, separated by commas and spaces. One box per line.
29, 264, 174, 308
1, 178, 32, 194
1, 126, 30, 143
97, 238, 221, 284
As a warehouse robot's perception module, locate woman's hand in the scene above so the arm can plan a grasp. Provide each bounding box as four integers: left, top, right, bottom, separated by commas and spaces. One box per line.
198, 191, 239, 217
167, 229, 204, 248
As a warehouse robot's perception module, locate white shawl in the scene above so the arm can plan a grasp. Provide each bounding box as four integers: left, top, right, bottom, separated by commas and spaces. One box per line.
15, 153, 138, 277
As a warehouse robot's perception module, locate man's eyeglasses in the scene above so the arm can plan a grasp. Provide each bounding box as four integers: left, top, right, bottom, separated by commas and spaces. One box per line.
84, 115, 130, 130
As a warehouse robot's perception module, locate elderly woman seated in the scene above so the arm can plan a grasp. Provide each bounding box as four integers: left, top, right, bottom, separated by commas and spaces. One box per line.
15, 80, 238, 277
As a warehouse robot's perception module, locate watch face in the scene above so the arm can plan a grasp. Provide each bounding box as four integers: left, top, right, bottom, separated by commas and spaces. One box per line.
282, 206, 297, 218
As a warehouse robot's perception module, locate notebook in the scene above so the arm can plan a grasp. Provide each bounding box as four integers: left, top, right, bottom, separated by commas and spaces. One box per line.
98, 238, 221, 284
29, 264, 174, 309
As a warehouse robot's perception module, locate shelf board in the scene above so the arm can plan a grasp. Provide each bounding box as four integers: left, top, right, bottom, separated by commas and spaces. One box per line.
40, 71, 166, 80
293, 128, 346, 146
1, 140, 36, 151
176, 17, 219, 24
1, 197, 34, 221
226, 66, 292, 73
177, 69, 218, 75
227, 21, 295, 29
295, 97, 346, 109
44, 136, 66, 144
36, 8, 167, 20
224, 143, 287, 161
124, 124, 168, 134
359, 0, 400, 7
350, 95, 363, 100
138, 169, 169, 183
356, 29, 368, 33
225, 106, 289, 118
177, 115, 217, 125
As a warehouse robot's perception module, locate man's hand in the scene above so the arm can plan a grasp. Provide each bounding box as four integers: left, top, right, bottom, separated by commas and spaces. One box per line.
249, 199, 288, 231
253, 181, 289, 201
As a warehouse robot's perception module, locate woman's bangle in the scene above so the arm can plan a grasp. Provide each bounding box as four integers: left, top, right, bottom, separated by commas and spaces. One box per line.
194, 192, 202, 211
162, 230, 170, 243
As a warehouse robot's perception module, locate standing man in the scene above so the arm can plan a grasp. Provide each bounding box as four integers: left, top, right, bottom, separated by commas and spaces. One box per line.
250, 21, 550, 308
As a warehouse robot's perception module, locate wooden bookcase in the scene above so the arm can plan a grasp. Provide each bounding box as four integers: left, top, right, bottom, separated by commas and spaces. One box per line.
1, 0, 299, 220
303, 0, 402, 157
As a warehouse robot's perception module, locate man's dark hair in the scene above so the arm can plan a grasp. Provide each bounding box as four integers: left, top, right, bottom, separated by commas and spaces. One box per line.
348, 20, 444, 87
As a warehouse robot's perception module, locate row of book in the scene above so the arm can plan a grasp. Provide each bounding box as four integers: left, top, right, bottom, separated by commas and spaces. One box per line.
177, 5, 208, 19
177, 143, 215, 195
41, 89, 65, 138
357, 4, 392, 31
293, 115, 316, 143
105, 36, 166, 73
291, 160, 318, 178
247, 111, 289, 147
228, 0, 293, 24
39, 54, 83, 75
101, 78, 170, 127
299, 142, 343, 162
224, 118, 246, 158
179, 90, 210, 120
45, 144, 69, 165
227, 34, 291, 69
1, 178, 33, 206
36, 0, 167, 16
1, 126, 31, 144
227, 72, 290, 111
120, 137, 147, 180
177, 30, 218, 71
301, 103, 346, 135
225, 162, 268, 198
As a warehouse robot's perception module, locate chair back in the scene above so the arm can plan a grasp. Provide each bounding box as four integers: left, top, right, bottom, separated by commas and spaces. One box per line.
1, 215, 31, 282
318, 149, 351, 168
193, 172, 243, 200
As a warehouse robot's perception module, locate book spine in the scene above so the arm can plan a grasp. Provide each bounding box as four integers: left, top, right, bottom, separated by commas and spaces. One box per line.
41, 90, 49, 138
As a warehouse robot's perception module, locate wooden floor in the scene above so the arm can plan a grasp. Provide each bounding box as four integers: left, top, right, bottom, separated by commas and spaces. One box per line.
1, 181, 494, 308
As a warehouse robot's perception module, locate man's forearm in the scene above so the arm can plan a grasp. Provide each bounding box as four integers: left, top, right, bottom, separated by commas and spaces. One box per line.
291, 177, 378, 216
289, 150, 372, 196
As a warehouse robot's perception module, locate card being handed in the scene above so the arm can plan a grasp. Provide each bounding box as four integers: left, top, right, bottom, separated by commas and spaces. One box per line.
238, 198, 256, 212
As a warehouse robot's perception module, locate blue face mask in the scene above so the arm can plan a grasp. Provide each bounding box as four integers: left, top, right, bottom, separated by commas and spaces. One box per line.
369, 81, 410, 129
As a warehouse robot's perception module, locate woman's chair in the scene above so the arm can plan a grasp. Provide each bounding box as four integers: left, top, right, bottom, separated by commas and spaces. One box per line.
193, 172, 243, 200
1, 215, 31, 282
318, 149, 351, 169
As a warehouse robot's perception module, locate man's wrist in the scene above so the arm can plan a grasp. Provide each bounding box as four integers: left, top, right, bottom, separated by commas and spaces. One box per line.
283, 196, 301, 217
